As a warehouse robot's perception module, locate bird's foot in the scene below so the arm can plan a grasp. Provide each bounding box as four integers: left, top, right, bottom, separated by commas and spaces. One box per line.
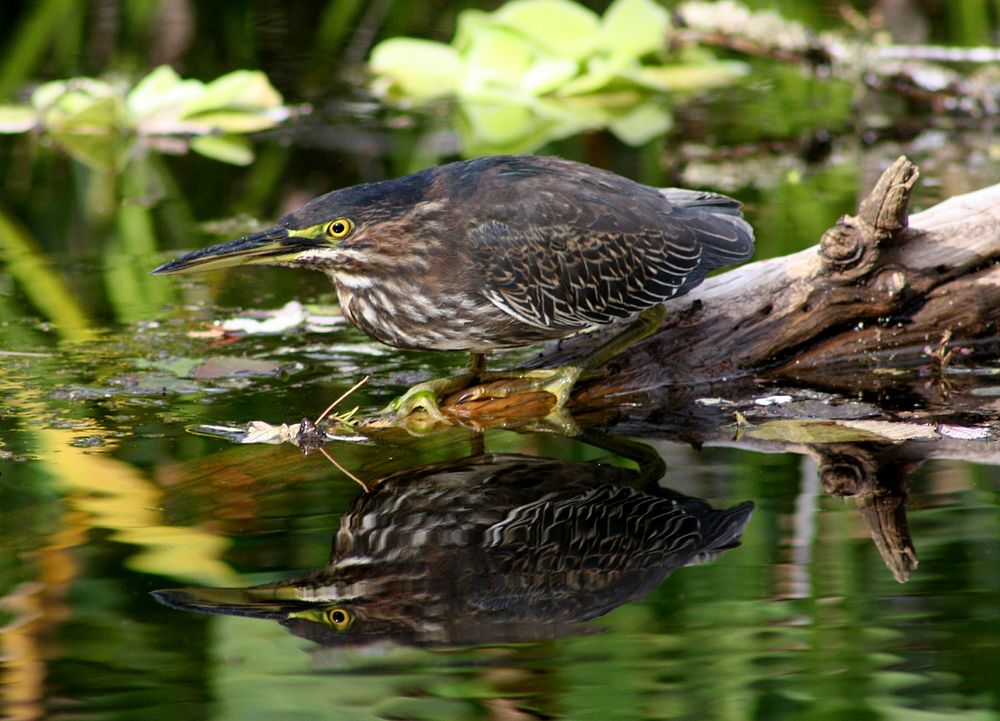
379, 374, 477, 424
376, 366, 582, 431
456, 365, 582, 408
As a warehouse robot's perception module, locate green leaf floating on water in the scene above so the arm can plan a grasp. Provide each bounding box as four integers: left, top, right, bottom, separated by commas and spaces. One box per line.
189, 135, 255, 165
599, 0, 671, 63
176, 69, 285, 131
747, 419, 940, 443
32, 78, 129, 132
461, 22, 577, 97
625, 61, 750, 92
0, 65, 289, 166
608, 100, 673, 145
126, 65, 206, 119
136, 355, 297, 381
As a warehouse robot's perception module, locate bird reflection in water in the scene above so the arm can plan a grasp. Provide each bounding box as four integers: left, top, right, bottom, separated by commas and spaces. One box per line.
154, 453, 753, 647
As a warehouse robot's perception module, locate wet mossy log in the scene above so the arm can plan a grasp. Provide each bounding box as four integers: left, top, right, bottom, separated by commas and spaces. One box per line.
441, 156, 1000, 418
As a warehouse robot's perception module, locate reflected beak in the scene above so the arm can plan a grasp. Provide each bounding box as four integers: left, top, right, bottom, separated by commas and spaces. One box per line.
151, 227, 314, 275
151, 585, 308, 620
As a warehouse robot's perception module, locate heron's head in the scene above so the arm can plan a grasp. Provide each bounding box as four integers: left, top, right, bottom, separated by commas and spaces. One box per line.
151, 169, 437, 276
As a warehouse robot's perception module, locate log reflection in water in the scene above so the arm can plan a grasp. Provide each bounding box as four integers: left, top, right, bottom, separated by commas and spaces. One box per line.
814, 443, 920, 583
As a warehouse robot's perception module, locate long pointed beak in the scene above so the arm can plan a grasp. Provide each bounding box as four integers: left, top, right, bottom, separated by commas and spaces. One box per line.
151, 585, 309, 620
151, 226, 310, 275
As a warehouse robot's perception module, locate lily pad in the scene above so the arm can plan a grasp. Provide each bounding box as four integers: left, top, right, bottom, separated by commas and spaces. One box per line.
189, 356, 295, 381
135, 355, 301, 381
189, 135, 255, 165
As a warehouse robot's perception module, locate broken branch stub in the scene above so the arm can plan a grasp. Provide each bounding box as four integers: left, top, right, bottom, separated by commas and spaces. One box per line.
819, 156, 919, 280
812, 442, 919, 583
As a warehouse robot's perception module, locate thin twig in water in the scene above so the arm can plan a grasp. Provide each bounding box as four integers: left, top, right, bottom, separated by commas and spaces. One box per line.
316, 375, 370, 424
318, 446, 368, 492
301, 376, 372, 490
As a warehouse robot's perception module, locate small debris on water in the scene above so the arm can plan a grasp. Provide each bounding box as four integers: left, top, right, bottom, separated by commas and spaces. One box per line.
937, 424, 994, 440
696, 397, 735, 406
754, 394, 793, 406
186, 301, 345, 339
192, 420, 366, 445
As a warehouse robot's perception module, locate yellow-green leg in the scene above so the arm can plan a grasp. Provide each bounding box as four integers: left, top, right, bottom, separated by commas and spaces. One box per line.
579, 303, 666, 371
457, 304, 667, 407
459, 365, 582, 407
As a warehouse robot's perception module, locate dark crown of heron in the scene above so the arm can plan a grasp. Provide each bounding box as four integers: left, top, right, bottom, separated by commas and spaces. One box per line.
273, 168, 439, 272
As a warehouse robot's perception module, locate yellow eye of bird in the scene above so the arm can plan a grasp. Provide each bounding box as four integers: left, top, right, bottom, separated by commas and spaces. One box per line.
326, 218, 353, 239
325, 607, 353, 630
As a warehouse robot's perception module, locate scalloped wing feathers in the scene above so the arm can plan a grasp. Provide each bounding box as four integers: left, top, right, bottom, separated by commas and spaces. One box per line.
462, 158, 754, 330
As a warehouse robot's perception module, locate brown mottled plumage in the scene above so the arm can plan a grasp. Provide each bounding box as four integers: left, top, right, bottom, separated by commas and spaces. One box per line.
153, 156, 754, 354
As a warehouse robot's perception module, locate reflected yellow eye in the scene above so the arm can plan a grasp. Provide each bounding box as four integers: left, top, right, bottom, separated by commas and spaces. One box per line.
325, 218, 354, 239
324, 607, 353, 631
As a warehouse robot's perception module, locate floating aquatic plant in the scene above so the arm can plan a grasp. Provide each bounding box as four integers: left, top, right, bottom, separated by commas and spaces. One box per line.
0, 65, 291, 167
370, 0, 745, 101
367, 0, 746, 154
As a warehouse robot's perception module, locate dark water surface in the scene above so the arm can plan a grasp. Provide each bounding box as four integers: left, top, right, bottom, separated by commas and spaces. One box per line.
3, 3, 1000, 718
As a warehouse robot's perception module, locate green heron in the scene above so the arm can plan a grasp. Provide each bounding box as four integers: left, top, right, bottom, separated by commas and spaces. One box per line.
153, 453, 754, 646
153, 155, 754, 419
